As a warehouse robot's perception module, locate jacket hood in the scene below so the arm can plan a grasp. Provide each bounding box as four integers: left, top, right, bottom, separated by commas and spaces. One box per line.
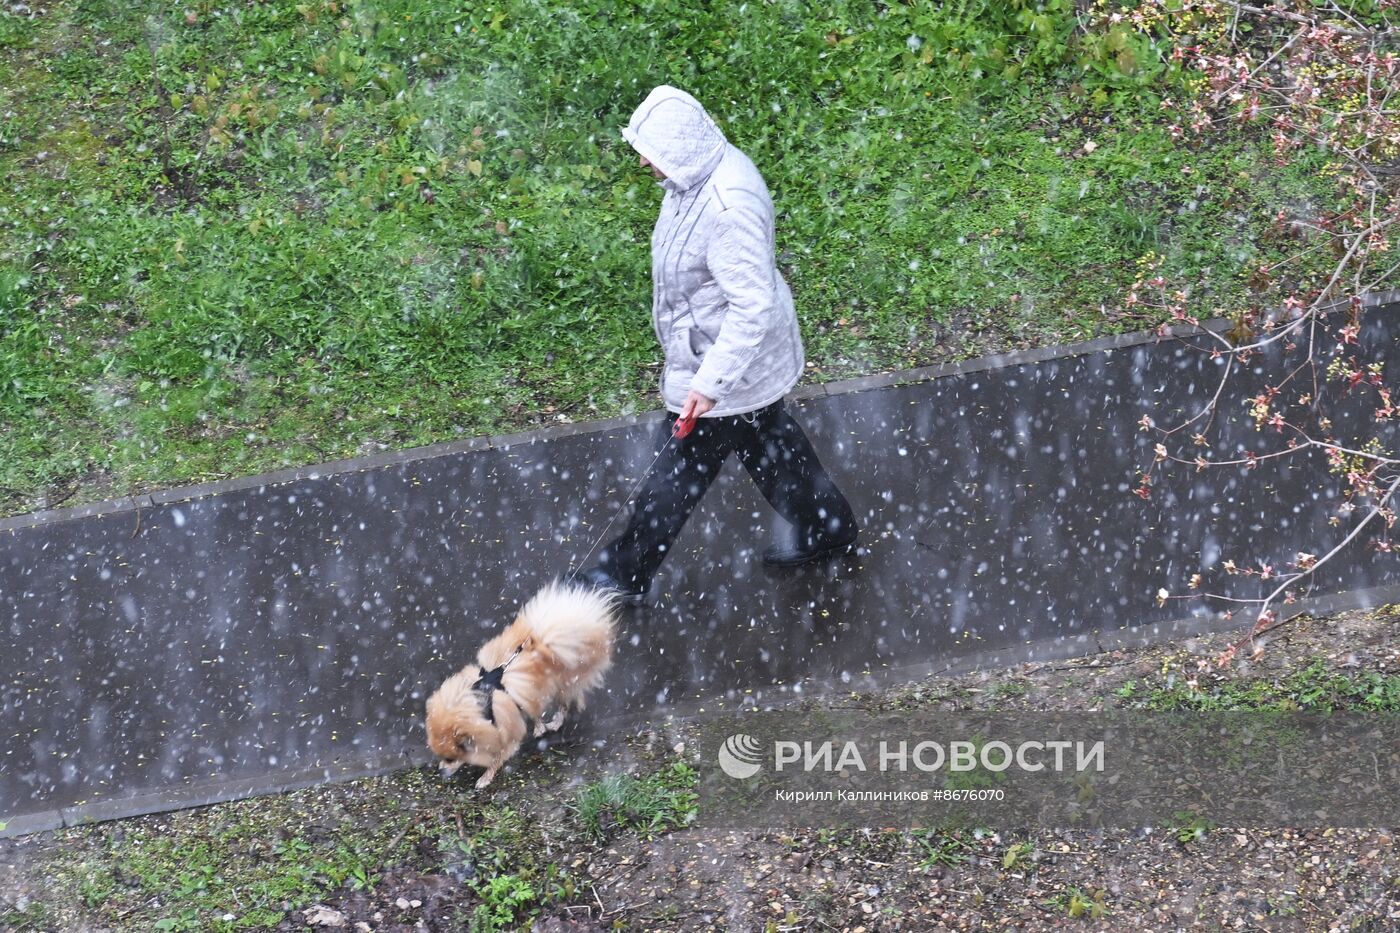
621, 85, 727, 192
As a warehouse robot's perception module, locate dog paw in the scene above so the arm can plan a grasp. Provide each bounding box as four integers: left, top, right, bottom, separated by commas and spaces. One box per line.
545, 712, 566, 732
475, 768, 498, 789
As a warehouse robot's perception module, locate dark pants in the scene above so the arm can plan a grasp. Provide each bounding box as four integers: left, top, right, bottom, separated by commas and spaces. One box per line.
594, 400, 858, 591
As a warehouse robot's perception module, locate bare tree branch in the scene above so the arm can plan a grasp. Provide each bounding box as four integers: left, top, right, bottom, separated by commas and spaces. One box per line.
1217, 0, 1393, 40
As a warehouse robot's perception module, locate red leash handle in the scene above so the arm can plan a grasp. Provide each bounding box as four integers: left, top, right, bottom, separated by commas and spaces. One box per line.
673, 413, 697, 439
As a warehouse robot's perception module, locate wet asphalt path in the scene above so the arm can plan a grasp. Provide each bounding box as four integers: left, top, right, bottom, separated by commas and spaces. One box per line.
3, 305, 1398, 833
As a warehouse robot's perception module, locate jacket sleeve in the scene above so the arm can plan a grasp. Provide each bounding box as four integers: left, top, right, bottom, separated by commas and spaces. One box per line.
690, 200, 777, 404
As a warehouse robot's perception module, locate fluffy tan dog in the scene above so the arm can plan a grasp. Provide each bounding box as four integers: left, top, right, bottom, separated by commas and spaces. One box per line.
425, 581, 618, 788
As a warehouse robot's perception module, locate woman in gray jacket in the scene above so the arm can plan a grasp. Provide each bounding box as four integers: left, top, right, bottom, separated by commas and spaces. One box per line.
576, 85, 858, 600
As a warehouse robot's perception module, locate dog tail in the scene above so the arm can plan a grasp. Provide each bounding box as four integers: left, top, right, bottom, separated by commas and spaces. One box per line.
519, 579, 618, 671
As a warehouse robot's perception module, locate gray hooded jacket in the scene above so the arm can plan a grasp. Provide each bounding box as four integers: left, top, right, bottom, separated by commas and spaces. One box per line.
621, 86, 804, 417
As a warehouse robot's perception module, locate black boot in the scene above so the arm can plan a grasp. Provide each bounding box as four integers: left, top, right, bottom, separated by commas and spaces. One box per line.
570, 566, 648, 603
762, 528, 860, 568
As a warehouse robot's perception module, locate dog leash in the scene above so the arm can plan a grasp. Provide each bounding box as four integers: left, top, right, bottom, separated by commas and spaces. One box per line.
573, 413, 695, 572
475, 406, 691, 720
478, 411, 687, 725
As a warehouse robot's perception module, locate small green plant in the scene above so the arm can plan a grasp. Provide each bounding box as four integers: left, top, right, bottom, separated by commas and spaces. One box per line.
1047, 886, 1110, 919
570, 760, 698, 843
1002, 840, 1034, 870
152, 909, 201, 932
347, 862, 371, 891
1169, 810, 1215, 845
469, 873, 537, 933
1105, 202, 1164, 252
910, 829, 974, 869
990, 679, 1029, 699
78, 868, 117, 909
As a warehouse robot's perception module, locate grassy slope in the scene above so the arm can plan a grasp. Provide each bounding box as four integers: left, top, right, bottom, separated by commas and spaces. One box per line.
0, 0, 1343, 517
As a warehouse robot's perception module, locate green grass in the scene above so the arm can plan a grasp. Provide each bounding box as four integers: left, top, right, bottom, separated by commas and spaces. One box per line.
48, 777, 429, 931
0, 901, 51, 932
0, 0, 1347, 516
442, 803, 575, 932
569, 759, 698, 842
24, 753, 701, 931
988, 679, 1029, 699
1134, 659, 1400, 712
910, 827, 976, 869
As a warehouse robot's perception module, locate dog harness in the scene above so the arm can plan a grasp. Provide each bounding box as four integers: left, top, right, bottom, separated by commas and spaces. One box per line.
472, 643, 526, 726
